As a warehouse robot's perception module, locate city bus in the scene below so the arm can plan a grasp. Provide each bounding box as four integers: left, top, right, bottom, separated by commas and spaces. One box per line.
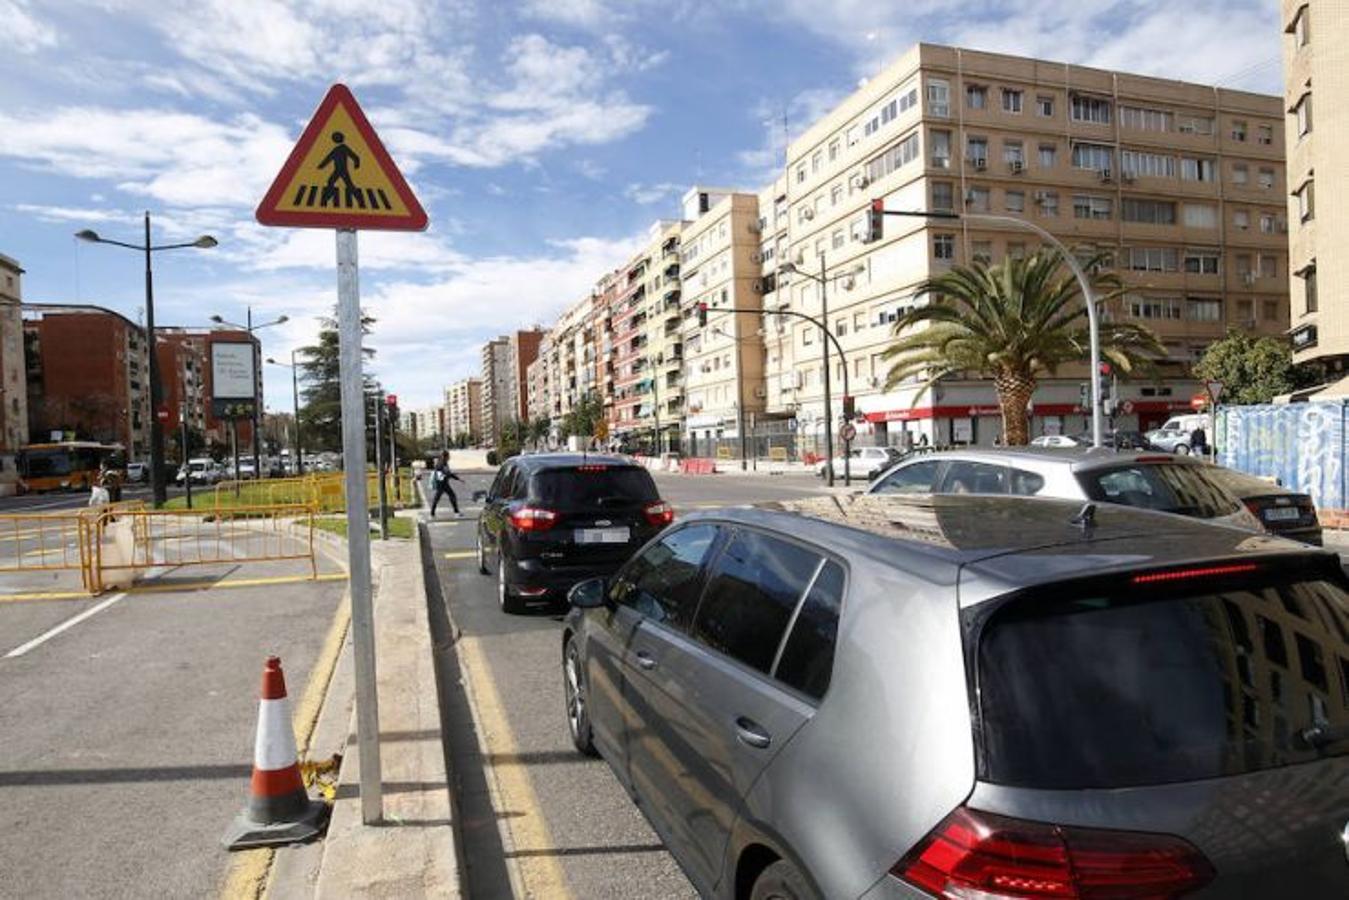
17, 441, 127, 493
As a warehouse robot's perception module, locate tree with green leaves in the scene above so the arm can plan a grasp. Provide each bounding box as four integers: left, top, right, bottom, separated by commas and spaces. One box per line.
561, 391, 604, 441
882, 251, 1165, 445
1193, 330, 1296, 405
528, 416, 551, 449
297, 307, 375, 452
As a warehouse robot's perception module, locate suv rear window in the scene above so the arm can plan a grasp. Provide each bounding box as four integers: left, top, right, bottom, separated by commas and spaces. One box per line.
531, 465, 658, 510
970, 562, 1349, 789
1077, 462, 1240, 518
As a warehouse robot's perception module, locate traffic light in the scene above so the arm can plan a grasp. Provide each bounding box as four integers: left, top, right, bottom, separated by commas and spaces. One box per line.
842, 394, 856, 420
697, 302, 708, 327
1097, 361, 1113, 403
863, 198, 884, 244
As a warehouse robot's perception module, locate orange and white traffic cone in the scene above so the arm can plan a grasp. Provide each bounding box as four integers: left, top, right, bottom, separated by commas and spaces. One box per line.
223, 656, 328, 850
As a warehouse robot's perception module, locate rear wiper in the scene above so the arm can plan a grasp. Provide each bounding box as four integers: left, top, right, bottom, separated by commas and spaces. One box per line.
1296, 723, 1349, 751
594, 495, 628, 507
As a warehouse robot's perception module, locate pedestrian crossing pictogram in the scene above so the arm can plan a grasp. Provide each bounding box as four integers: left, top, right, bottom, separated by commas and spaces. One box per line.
256, 83, 427, 231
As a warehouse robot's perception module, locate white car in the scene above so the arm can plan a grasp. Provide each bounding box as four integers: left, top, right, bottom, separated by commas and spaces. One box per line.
126, 461, 149, 482
815, 446, 904, 480
1029, 434, 1081, 448
177, 458, 222, 485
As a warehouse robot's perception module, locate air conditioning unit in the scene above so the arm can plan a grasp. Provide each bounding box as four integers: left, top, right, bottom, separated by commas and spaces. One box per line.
753, 386, 767, 399
851, 174, 871, 189
1098, 168, 1113, 183
751, 280, 765, 294
972, 157, 988, 170
802, 208, 815, 220
1008, 160, 1024, 174
841, 276, 856, 291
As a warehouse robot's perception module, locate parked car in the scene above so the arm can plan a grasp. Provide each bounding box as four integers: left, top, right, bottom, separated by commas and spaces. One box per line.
561, 493, 1349, 899
1145, 413, 1210, 454
475, 453, 673, 613
125, 461, 148, 483
176, 458, 222, 485
868, 447, 1263, 533
1070, 428, 1156, 450
814, 446, 904, 480
1028, 434, 1079, 448
1202, 464, 1323, 545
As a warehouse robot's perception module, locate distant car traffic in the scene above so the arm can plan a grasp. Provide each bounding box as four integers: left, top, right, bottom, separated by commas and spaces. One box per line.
561, 494, 1349, 899
176, 458, 222, 485
475, 453, 673, 613
1202, 465, 1323, 545
814, 446, 904, 480
1145, 413, 1210, 454
1028, 434, 1079, 448
868, 447, 1262, 533
126, 461, 148, 483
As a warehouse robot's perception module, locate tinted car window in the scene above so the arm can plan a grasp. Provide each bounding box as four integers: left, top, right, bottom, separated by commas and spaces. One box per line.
611, 524, 719, 630
692, 530, 823, 674
531, 466, 658, 510
940, 461, 1009, 495
872, 460, 941, 494
1009, 468, 1045, 496
973, 569, 1349, 789
1078, 463, 1240, 518
775, 560, 845, 701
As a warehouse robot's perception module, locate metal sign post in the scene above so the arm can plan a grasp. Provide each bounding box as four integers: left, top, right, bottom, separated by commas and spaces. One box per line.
373, 388, 389, 541
337, 228, 382, 823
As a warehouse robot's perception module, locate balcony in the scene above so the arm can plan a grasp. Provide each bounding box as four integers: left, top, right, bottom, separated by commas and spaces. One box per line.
663, 288, 681, 307
664, 262, 680, 280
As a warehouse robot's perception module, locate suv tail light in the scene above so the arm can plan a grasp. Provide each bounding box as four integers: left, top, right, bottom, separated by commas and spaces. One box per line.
894, 806, 1214, 899
643, 501, 674, 527
508, 506, 559, 532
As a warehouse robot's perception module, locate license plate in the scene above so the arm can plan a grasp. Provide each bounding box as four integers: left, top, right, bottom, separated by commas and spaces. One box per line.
1264, 507, 1301, 522
575, 527, 630, 544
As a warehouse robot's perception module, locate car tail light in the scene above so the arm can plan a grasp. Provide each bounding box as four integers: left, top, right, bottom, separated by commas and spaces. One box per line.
894, 806, 1214, 899
643, 501, 674, 527
575, 464, 609, 472
1242, 499, 1265, 519
508, 506, 558, 532
1131, 562, 1258, 585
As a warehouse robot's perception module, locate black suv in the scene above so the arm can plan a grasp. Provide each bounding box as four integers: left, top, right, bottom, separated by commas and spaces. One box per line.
476, 454, 673, 613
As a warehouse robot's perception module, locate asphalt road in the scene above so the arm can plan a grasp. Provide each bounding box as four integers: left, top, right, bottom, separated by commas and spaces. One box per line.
0, 483, 189, 514
425, 469, 827, 899
0, 534, 347, 898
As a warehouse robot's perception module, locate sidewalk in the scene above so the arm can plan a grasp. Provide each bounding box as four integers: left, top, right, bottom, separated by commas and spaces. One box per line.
267, 512, 460, 899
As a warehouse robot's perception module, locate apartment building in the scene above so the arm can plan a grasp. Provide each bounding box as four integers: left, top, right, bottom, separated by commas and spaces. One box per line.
480, 337, 511, 445
525, 346, 550, 423
154, 328, 209, 441
402, 404, 445, 447
0, 254, 28, 494
23, 304, 152, 457
445, 377, 482, 444
772, 43, 1289, 446
755, 176, 795, 423
679, 187, 766, 455
507, 329, 545, 422
1283, 1, 1348, 383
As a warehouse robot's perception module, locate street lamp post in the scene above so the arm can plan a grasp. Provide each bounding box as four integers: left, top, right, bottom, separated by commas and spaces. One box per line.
211, 309, 289, 476
266, 352, 303, 475
76, 214, 217, 507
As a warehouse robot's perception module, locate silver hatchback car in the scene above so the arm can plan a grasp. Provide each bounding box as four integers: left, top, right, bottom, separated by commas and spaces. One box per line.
562, 494, 1349, 899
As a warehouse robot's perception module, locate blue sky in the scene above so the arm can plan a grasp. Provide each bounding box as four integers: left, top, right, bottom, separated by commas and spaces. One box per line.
0, 0, 1283, 410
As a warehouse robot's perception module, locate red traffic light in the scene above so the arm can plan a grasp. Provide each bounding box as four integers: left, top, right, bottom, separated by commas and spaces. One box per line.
697, 302, 709, 326
386, 393, 398, 406
864, 198, 884, 243
1098, 362, 1113, 376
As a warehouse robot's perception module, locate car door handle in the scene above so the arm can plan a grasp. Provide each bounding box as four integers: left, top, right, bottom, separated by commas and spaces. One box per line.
634, 650, 657, 670
734, 716, 772, 749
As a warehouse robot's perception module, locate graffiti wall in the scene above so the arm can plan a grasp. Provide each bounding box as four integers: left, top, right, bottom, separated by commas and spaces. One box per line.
1217, 401, 1347, 519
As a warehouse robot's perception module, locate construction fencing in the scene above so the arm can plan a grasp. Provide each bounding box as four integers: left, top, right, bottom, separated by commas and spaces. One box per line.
209, 470, 414, 513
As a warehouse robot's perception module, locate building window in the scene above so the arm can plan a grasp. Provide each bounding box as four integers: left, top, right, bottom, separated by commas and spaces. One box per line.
1260, 213, 1276, 234
795, 165, 806, 184
1231, 119, 1247, 141
966, 136, 988, 166
1038, 143, 1057, 169
802, 329, 813, 346
1303, 263, 1318, 312
1122, 198, 1176, 225
853, 311, 866, 331
932, 181, 955, 213
1232, 164, 1249, 185
966, 186, 991, 212
1183, 203, 1217, 228
864, 130, 921, 183
1235, 298, 1254, 323
1295, 94, 1313, 138
1122, 150, 1175, 178
831, 184, 843, 206
929, 129, 951, 168
1072, 142, 1114, 171
1036, 94, 1054, 117
1262, 299, 1279, 322
811, 151, 822, 173
1257, 124, 1274, 145
1003, 140, 1024, 167
1001, 88, 1023, 113
1187, 298, 1222, 322
966, 84, 987, 109
1180, 156, 1218, 182
1005, 190, 1025, 213
1007, 242, 1027, 259
1037, 191, 1059, 217
1296, 180, 1315, 221
1127, 246, 1179, 272
1070, 95, 1111, 124
1177, 114, 1214, 135
1291, 4, 1310, 46
1259, 255, 1277, 278
972, 240, 993, 264
927, 78, 950, 117
832, 229, 845, 250
1234, 209, 1250, 230
1236, 253, 1252, 276
846, 125, 860, 147
1129, 296, 1183, 320
1258, 167, 1276, 189
1120, 105, 1172, 132
828, 139, 840, 161
1183, 250, 1220, 275
1073, 194, 1112, 220
835, 318, 847, 336
934, 233, 956, 260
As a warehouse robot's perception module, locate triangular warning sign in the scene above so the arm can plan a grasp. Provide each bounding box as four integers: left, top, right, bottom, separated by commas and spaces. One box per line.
256, 84, 427, 231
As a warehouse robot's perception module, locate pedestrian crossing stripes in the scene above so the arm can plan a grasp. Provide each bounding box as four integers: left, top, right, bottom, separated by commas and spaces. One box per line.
290, 184, 394, 211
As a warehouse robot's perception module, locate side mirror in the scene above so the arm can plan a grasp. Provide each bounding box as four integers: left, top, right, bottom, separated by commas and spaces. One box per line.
567, 577, 608, 609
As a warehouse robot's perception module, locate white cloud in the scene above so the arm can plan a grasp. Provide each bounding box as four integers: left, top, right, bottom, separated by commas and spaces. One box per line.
623, 182, 683, 206
3, 0, 58, 53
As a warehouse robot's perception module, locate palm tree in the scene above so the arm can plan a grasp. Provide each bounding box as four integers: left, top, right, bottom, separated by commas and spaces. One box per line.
881, 250, 1164, 446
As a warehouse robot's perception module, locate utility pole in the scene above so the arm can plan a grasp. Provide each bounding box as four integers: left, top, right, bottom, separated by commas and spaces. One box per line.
819, 253, 835, 486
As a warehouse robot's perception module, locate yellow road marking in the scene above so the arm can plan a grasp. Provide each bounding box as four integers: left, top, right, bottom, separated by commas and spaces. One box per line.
127, 573, 347, 594
443, 551, 477, 560
0, 590, 92, 604
458, 634, 572, 899
220, 582, 352, 900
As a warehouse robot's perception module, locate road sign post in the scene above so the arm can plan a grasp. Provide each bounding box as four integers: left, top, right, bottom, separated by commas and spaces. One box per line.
256, 83, 427, 826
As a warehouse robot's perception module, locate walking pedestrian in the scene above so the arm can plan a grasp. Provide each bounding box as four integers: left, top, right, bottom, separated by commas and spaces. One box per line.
428, 450, 461, 517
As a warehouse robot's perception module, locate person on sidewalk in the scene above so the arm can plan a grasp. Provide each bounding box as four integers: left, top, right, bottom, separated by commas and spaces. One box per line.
428, 451, 462, 517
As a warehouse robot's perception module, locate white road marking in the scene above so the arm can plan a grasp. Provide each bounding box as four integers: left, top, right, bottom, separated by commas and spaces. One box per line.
4, 592, 128, 659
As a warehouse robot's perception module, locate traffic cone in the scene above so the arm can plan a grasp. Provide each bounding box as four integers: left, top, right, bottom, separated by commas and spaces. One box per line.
223, 656, 328, 850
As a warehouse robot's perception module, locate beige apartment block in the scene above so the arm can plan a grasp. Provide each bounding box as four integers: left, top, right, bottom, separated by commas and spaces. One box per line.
526, 344, 550, 423
445, 377, 482, 445
679, 187, 765, 455
775, 43, 1288, 447
1283, 1, 1348, 378
480, 337, 511, 445
0, 254, 27, 494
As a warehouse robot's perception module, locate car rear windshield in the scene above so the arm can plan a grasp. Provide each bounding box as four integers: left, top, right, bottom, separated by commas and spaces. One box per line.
532, 466, 658, 510
970, 562, 1349, 789
1076, 462, 1241, 518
